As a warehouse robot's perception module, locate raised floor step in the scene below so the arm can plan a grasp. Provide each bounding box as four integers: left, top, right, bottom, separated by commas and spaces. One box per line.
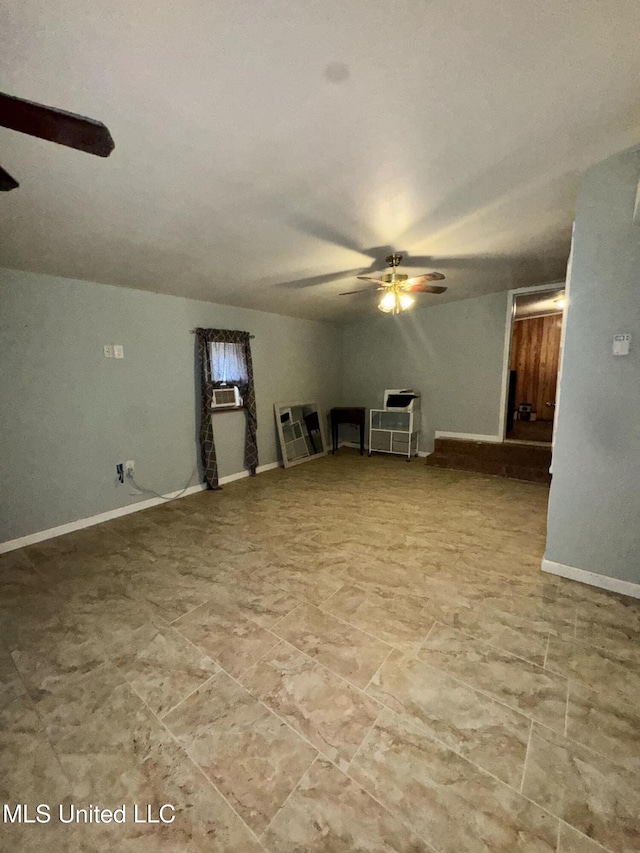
426, 438, 551, 483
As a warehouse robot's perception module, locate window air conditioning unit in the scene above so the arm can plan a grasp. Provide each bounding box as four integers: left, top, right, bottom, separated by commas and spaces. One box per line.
211, 386, 242, 409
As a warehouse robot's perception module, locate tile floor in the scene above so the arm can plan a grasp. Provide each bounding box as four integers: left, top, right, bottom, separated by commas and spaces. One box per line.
1, 452, 640, 852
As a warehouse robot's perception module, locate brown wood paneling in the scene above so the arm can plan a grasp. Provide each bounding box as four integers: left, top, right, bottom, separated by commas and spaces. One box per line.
510, 315, 562, 421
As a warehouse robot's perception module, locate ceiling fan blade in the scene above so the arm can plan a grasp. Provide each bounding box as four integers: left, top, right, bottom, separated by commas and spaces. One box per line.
339, 287, 379, 296
405, 272, 446, 286
0, 165, 19, 191
407, 284, 448, 294
356, 276, 388, 285
0, 92, 115, 157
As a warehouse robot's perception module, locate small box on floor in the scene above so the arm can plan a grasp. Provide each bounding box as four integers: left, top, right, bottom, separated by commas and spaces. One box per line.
518, 403, 533, 422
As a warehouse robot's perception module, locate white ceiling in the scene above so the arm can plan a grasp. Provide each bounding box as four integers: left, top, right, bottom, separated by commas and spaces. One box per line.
2, 1, 640, 322
514, 287, 565, 320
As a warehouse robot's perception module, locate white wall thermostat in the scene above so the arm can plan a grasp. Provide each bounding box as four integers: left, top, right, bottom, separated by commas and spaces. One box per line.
612, 334, 631, 356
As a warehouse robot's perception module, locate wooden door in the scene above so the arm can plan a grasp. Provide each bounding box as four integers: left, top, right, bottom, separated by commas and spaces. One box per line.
510, 315, 563, 420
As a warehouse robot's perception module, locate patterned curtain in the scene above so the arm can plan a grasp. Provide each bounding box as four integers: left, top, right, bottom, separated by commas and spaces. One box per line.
195, 328, 258, 489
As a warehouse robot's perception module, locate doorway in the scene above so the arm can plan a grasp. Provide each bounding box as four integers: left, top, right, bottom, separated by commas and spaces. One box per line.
501, 285, 565, 445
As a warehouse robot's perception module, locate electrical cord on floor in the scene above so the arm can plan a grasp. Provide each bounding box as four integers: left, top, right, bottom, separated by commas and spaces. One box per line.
126, 467, 199, 502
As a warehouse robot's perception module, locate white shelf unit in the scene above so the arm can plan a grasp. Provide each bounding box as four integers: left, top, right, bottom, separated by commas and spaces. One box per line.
369, 409, 420, 460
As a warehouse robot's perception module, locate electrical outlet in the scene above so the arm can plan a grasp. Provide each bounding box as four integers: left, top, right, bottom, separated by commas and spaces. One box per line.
125, 460, 135, 475
113, 345, 124, 359
103, 345, 113, 358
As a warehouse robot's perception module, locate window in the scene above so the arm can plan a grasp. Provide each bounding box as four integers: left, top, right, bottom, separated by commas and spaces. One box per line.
209, 341, 248, 386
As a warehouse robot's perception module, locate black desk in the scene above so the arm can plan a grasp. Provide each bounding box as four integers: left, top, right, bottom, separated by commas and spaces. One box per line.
330, 407, 366, 455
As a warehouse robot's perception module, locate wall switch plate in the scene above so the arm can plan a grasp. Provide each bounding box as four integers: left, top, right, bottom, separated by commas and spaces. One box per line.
125, 460, 135, 474
613, 333, 631, 356
103, 345, 113, 358
113, 345, 124, 359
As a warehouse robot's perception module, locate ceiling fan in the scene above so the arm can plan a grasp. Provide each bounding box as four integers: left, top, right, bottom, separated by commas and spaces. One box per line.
0, 91, 115, 191
339, 253, 447, 314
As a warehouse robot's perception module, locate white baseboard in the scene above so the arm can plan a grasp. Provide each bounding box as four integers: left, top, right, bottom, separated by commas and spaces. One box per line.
0, 461, 281, 555
542, 558, 640, 600
218, 461, 280, 485
435, 431, 502, 443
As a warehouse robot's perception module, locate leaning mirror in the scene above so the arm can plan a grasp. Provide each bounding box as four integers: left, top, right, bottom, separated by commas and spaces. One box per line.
275, 402, 328, 468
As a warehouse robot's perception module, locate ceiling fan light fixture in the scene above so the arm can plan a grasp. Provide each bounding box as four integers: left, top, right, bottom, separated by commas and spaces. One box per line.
399, 293, 415, 311
378, 291, 397, 313
377, 290, 415, 314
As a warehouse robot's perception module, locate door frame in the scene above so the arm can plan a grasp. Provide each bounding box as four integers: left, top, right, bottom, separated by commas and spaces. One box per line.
497, 280, 566, 442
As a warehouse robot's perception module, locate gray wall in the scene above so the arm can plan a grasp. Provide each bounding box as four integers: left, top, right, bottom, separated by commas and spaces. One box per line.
0, 268, 342, 542
342, 291, 509, 451
545, 147, 640, 584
